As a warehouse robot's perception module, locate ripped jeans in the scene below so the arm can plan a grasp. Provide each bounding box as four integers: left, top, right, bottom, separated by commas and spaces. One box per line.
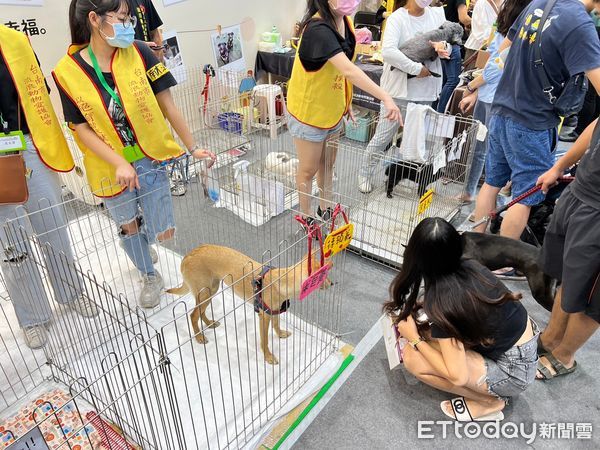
0, 135, 82, 328
103, 157, 175, 276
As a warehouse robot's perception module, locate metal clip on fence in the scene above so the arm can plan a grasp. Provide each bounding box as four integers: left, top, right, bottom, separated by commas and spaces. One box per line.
469, 176, 575, 230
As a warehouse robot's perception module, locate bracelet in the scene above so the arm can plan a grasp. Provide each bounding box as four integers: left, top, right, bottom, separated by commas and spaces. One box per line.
186, 144, 201, 156
466, 84, 476, 94
409, 337, 423, 351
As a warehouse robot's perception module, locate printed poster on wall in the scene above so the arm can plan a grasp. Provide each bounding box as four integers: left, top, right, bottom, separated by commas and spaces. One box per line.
0, 0, 43, 5
162, 30, 186, 84
210, 24, 246, 72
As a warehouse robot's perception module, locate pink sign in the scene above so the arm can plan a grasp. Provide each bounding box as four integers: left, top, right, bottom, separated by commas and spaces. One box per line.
299, 264, 331, 301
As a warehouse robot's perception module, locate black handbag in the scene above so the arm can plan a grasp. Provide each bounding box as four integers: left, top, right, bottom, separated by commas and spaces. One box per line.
534, 0, 588, 117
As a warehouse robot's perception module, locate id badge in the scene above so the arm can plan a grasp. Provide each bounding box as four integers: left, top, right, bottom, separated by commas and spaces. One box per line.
0, 131, 26, 153
122, 143, 145, 163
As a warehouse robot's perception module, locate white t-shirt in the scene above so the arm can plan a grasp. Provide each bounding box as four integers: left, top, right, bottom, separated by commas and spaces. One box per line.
465, 0, 503, 50
380, 7, 446, 102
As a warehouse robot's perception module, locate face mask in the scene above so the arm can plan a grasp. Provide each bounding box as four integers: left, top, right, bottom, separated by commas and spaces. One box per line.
415, 0, 433, 8
102, 22, 135, 49
330, 0, 361, 16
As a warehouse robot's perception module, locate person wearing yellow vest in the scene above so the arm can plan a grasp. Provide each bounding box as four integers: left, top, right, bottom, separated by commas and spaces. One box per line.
54, 0, 215, 309
0, 24, 98, 350
288, 0, 401, 228
376, 0, 397, 34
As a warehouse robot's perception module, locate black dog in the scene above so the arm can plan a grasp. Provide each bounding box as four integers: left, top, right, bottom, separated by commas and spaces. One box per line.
385, 161, 441, 199
462, 231, 556, 311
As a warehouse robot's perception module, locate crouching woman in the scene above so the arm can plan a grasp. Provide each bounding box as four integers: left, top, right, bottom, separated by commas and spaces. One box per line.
384, 218, 538, 421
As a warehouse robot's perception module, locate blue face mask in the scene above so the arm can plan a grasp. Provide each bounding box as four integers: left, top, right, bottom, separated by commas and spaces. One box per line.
104, 23, 135, 48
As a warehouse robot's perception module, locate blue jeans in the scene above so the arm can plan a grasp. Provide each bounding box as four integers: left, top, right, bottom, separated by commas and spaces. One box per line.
437, 45, 461, 113
485, 115, 556, 206
0, 135, 82, 327
104, 157, 175, 275
465, 100, 492, 198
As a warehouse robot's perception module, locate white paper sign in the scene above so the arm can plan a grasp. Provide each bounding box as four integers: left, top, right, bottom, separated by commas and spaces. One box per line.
0, 134, 25, 152
162, 30, 186, 84
430, 114, 456, 138
381, 314, 403, 371
433, 148, 446, 175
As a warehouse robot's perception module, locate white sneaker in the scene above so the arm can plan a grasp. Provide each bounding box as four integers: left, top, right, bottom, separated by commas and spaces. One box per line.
70, 295, 98, 318
119, 241, 159, 264
138, 271, 164, 309
358, 175, 373, 194
23, 325, 48, 349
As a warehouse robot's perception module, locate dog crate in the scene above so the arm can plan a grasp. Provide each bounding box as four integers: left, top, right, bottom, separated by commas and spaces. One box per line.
0, 142, 350, 449
0, 243, 180, 448
327, 103, 482, 266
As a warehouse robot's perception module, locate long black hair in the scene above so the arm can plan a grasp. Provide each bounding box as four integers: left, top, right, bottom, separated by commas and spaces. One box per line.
301, 0, 337, 30
69, 0, 129, 45
496, 0, 532, 37
383, 218, 521, 348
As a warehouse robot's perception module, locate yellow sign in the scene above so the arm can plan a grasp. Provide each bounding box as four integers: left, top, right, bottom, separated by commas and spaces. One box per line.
323, 223, 354, 256
417, 189, 434, 216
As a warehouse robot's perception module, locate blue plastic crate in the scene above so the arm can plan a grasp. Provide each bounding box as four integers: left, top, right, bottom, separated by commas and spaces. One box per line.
345, 116, 371, 142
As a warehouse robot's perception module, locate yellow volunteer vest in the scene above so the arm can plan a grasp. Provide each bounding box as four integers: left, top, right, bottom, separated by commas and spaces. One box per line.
287, 16, 356, 130
0, 25, 74, 172
53, 43, 183, 197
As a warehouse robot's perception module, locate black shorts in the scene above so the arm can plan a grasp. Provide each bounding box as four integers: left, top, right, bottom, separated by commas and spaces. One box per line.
541, 186, 600, 322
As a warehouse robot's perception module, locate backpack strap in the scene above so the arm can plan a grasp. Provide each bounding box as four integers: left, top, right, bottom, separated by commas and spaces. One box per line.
533, 0, 559, 104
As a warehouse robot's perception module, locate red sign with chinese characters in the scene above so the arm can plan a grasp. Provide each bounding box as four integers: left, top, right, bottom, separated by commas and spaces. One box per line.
299, 264, 331, 301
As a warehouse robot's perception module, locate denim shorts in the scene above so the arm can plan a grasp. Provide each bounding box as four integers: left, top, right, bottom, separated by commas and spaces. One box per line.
103, 157, 175, 244
485, 114, 556, 206
287, 114, 344, 143
483, 319, 540, 402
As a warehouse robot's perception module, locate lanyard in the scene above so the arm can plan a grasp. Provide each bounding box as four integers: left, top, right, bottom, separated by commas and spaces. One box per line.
87, 46, 122, 108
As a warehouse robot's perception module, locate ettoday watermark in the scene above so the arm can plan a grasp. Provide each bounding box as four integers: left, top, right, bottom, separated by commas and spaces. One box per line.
418, 421, 593, 443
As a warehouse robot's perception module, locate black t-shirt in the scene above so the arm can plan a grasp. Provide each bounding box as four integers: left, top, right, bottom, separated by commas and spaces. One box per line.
128, 0, 163, 42
298, 18, 356, 72
58, 41, 176, 146
430, 260, 528, 361
0, 50, 49, 134
443, 0, 467, 23
571, 118, 600, 210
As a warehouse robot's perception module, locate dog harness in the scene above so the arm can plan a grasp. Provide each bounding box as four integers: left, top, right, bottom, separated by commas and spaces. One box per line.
253, 265, 290, 316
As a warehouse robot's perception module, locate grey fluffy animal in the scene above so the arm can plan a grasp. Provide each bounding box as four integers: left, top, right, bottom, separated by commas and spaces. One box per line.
398, 21, 464, 63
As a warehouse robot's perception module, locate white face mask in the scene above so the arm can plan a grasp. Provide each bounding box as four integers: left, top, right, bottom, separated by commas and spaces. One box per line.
415, 0, 433, 8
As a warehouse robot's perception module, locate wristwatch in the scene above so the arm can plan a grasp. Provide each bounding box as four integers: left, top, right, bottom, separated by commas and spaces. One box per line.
409, 337, 423, 351
466, 83, 476, 94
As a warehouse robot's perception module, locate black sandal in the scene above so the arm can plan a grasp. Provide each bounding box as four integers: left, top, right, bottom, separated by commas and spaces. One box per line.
537, 353, 578, 381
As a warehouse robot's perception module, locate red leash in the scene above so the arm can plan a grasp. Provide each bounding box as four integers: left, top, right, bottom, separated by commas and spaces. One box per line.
329, 204, 350, 234
295, 216, 325, 276
470, 176, 575, 229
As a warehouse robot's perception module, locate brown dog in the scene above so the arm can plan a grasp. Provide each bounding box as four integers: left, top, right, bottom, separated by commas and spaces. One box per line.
167, 244, 331, 365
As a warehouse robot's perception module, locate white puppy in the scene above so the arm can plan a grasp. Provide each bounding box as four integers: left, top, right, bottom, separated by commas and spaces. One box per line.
265, 152, 299, 178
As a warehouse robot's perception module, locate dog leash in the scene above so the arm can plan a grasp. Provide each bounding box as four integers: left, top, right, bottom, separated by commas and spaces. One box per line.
328, 203, 350, 234
469, 176, 575, 230
295, 216, 325, 276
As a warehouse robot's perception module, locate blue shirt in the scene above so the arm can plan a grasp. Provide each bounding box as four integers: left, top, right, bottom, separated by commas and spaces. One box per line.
492, 0, 600, 130
478, 32, 504, 104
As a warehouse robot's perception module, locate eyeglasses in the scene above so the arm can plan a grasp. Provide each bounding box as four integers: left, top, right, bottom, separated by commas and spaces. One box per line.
104, 14, 137, 29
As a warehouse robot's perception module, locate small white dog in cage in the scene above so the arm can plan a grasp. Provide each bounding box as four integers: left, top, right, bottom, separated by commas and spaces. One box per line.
167, 244, 332, 365
265, 152, 299, 178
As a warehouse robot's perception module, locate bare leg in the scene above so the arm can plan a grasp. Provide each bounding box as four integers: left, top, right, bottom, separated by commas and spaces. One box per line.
500, 203, 531, 240
538, 311, 599, 378
539, 286, 568, 351
295, 138, 325, 216
403, 344, 505, 418
317, 139, 338, 211
472, 183, 501, 232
